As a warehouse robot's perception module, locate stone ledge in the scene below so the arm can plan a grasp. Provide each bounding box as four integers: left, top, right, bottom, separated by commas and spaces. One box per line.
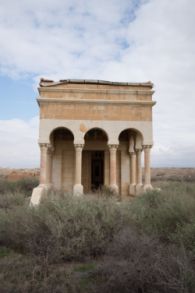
37, 97, 156, 106
39, 87, 154, 95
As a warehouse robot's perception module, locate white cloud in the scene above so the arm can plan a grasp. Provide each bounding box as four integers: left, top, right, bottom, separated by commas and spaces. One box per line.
0, 0, 133, 78
0, 0, 195, 166
0, 117, 39, 168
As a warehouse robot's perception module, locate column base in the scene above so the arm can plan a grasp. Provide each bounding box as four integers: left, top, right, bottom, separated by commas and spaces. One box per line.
73, 184, 83, 196
129, 184, 136, 196
143, 184, 153, 191
109, 184, 119, 194
30, 184, 52, 206
136, 184, 143, 195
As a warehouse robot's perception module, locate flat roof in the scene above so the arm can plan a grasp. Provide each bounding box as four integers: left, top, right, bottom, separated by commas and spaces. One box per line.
40, 78, 153, 88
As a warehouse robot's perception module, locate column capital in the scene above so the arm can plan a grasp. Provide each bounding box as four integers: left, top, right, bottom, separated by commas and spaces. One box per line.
47, 144, 54, 154
108, 144, 119, 150
39, 143, 49, 149
143, 144, 152, 149
135, 147, 142, 153
74, 144, 84, 150
39, 143, 54, 154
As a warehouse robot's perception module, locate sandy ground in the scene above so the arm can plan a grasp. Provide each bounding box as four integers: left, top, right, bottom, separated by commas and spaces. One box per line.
151, 168, 195, 182
0, 167, 195, 182
0, 168, 39, 181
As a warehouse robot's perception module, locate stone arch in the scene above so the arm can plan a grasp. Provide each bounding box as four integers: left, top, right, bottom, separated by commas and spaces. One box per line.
84, 127, 108, 143
50, 127, 75, 192
118, 128, 143, 150
118, 128, 144, 196
49, 127, 74, 146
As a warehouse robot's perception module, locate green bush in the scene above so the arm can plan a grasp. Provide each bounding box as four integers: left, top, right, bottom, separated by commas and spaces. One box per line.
0, 193, 123, 262
0, 178, 38, 196
127, 183, 195, 241
1, 182, 195, 292
0, 192, 27, 209
172, 222, 195, 254
0, 255, 79, 293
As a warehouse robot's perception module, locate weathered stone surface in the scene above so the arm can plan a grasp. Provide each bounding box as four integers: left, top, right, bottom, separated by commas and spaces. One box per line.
30, 79, 155, 204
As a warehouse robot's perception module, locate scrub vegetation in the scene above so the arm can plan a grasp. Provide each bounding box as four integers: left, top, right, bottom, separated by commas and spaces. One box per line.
0, 179, 195, 292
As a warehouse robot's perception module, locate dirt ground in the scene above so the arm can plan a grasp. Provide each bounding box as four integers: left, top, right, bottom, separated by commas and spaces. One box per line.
0, 167, 195, 182
0, 168, 39, 181
151, 167, 195, 182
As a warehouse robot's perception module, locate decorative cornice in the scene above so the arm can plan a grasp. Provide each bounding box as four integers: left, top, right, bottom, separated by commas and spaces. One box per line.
39, 88, 154, 95
37, 97, 156, 106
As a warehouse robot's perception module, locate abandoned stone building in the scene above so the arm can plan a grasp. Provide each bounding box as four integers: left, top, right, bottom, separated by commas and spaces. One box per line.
31, 79, 156, 205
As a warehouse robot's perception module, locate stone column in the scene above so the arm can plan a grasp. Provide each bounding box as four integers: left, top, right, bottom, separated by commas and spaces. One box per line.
46, 145, 54, 186
143, 145, 153, 191
129, 151, 136, 195
39, 143, 53, 187
104, 150, 109, 186
30, 143, 53, 206
129, 136, 136, 195
39, 143, 51, 185
120, 148, 130, 198
108, 144, 119, 193
73, 144, 84, 195
136, 148, 143, 194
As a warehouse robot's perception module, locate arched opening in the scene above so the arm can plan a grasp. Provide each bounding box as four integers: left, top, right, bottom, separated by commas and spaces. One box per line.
50, 127, 74, 144
82, 128, 109, 192
118, 128, 143, 196
118, 128, 143, 147
50, 127, 74, 191
84, 127, 108, 142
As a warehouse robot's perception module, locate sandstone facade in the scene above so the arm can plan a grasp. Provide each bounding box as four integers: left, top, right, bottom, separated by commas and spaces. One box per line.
31, 79, 156, 205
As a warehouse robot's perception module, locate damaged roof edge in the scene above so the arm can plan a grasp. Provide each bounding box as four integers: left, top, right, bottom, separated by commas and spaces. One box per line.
39, 78, 153, 88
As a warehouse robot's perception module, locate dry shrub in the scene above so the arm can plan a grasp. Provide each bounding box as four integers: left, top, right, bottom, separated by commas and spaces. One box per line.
0, 192, 26, 209
126, 183, 195, 241
0, 255, 79, 293
0, 178, 38, 196
91, 228, 195, 293
1, 182, 195, 292
172, 222, 195, 255
0, 192, 123, 262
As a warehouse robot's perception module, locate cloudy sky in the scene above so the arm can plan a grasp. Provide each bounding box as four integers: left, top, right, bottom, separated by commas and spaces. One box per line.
0, 0, 195, 168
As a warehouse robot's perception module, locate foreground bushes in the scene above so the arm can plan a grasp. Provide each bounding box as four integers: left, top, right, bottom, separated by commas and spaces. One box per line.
0, 178, 38, 196
0, 255, 79, 293
127, 183, 195, 246
0, 193, 122, 262
91, 228, 195, 293
0, 181, 195, 292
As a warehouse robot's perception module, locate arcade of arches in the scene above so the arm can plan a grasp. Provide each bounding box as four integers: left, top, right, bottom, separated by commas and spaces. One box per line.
39, 127, 152, 196
31, 79, 155, 205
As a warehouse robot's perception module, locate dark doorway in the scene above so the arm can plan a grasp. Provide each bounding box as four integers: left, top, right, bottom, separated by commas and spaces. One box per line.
91, 151, 104, 190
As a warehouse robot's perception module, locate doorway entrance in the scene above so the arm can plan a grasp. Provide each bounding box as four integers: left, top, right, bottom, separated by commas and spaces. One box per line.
91, 151, 104, 190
